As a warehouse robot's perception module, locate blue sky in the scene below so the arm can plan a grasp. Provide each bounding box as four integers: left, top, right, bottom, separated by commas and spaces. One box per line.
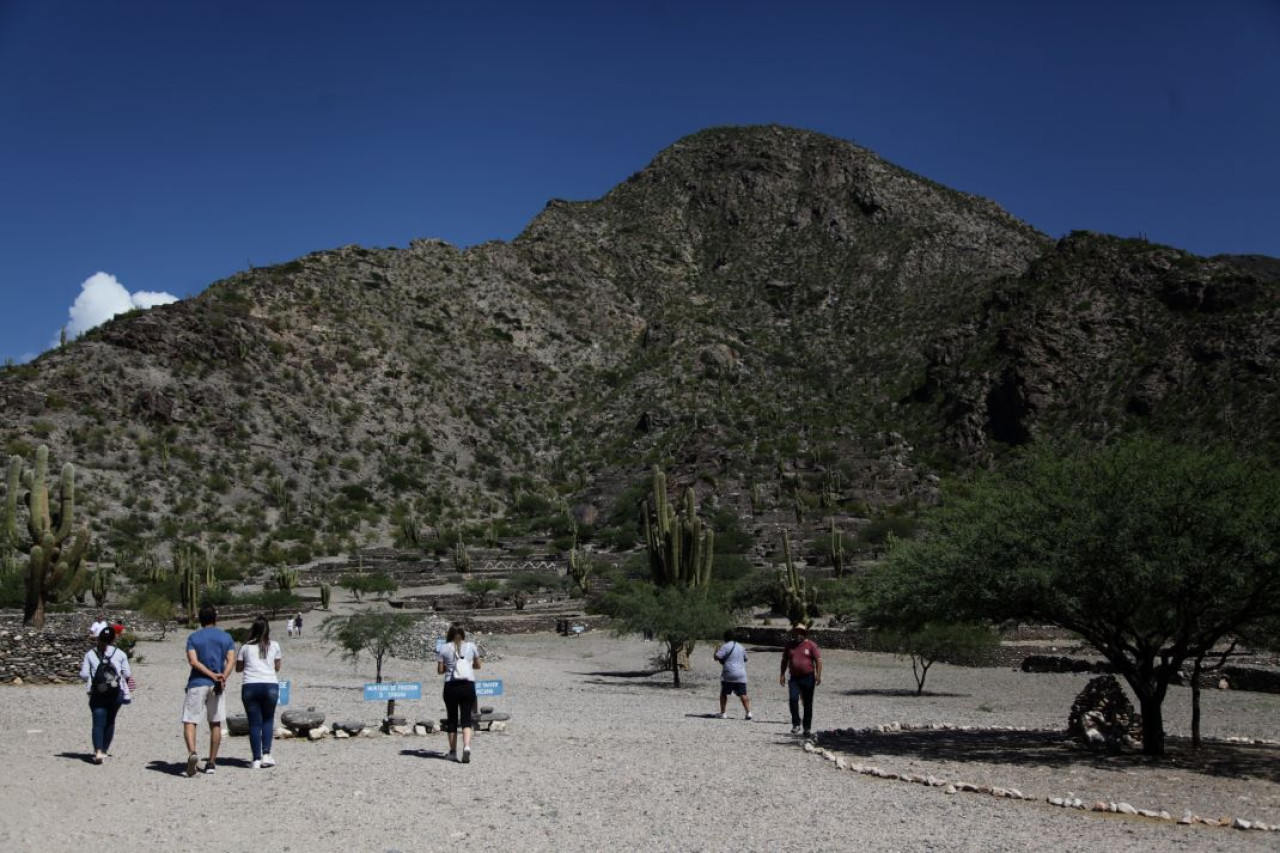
2, 1, 1278, 364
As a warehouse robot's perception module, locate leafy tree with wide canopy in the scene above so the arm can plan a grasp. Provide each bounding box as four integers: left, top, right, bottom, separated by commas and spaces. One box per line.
861, 435, 1280, 755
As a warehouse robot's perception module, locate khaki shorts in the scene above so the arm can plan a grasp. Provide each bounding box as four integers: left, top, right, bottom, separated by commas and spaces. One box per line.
182, 684, 227, 724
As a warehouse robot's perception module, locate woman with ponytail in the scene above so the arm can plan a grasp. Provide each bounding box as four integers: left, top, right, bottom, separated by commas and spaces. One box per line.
436, 624, 482, 763
236, 615, 282, 769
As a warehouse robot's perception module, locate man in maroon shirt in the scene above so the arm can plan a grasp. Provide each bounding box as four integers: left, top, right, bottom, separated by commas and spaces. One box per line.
779, 623, 822, 737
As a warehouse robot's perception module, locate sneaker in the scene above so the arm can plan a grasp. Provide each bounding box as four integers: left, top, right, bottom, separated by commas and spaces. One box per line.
260, 754, 276, 768
716, 712, 727, 719
252, 760, 262, 770
803, 730, 812, 739
204, 761, 217, 775
746, 713, 754, 721
448, 752, 458, 762
461, 748, 471, 764
791, 725, 802, 734
185, 753, 199, 777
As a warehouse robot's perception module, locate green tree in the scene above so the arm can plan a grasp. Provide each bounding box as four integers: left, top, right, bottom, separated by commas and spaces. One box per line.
861, 436, 1280, 756
463, 578, 500, 609
339, 571, 398, 601
600, 582, 733, 687
321, 609, 416, 718
874, 623, 1000, 695
503, 572, 552, 611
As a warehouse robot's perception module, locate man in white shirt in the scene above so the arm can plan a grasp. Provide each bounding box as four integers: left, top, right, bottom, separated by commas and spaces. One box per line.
88, 614, 109, 640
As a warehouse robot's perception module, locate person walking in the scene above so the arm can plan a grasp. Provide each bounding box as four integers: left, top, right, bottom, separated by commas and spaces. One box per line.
80, 626, 131, 764
182, 604, 237, 776
88, 613, 108, 641
779, 623, 821, 737
236, 616, 282, 769
293, 612, 303, 637
436, 624, 482, 763
714, 629, 752, 719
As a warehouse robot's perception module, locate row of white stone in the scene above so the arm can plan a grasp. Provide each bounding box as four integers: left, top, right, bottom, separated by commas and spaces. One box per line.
1044, 796, 1277, 832
806, 727, 1280, 833
826, 721, 1280, 747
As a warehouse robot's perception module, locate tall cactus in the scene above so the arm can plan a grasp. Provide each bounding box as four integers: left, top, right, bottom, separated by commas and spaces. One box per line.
453, 531, 472, 574
319, 581, 332, 610
5, 447, 91, 629
178, 548, 200, 628
643, 466, 714, 590
829, 517, 846, 579
567, 532, 592, 598
90, 567, 111, 608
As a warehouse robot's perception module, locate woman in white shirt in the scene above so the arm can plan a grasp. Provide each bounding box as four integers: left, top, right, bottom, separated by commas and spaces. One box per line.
436, 624, 482, 763
236, 616, 282, 769
79, 626, 132, 764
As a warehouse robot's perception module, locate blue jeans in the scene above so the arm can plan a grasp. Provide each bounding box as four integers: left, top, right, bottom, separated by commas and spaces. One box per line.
788, 674, 816, 733
89, 692, 123, 753
241, 683, 279, 760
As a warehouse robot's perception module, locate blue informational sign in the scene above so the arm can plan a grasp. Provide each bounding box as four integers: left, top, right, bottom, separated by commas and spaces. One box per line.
363, 681, 422, 701
278, 680, 291, 706
475, 679, 503, 697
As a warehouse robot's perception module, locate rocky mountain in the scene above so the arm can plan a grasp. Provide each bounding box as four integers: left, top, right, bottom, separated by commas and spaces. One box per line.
2, 125, 1276, 569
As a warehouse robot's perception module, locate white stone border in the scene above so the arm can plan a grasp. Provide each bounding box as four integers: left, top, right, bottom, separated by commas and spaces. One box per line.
806, 725, 1280, 833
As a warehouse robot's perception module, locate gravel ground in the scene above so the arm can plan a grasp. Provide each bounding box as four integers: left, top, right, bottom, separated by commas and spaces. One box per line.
1, 616, 1277, 853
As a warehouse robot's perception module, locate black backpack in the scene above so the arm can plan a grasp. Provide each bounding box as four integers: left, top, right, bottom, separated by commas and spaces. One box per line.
92, 648, 120, 695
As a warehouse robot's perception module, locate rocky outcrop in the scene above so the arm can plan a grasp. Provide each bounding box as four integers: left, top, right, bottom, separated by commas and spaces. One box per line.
1067, 675, 1142, 751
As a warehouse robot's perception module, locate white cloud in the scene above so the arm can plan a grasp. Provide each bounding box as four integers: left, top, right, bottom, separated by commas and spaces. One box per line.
60, 272, 178, 342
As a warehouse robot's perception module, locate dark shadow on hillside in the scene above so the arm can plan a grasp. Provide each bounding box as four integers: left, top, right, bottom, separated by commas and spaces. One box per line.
816, 728, 1280, 784
839, 688, 970, 698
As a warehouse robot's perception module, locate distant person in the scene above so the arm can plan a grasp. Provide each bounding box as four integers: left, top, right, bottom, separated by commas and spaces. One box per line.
436, 624, 482, 763
236, 616, 282, 769
285, 616, 295, 639
293, 612, 303, 637
779, 623, 821, 737
182, 604, 236, 776
714, 630, 752, 720
80, 626, 131, 764
88, 613, 108, 640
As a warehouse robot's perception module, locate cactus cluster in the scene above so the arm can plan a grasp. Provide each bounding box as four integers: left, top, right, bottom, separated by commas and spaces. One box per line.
5, 447, 91, 629
777, 528, 817, 624
643, 466, 714, 590
275, 565, 299, 592
319, 581, 332, 610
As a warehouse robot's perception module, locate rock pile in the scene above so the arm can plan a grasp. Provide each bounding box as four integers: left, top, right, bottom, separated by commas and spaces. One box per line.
1067, 675, 1142, 751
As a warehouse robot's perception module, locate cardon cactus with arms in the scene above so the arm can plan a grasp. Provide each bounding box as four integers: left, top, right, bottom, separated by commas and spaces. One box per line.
4, 447, 91, 629
643, 466, 714, 590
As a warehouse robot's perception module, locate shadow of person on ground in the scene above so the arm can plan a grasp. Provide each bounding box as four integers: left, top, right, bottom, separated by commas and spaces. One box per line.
55, 751, 96, 764
145, 759, 191, 776
400, 748, 457, 761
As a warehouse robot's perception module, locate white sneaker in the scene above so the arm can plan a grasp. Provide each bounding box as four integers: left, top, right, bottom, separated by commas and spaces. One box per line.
261, 754, 276, 768
746, 713, 754, 720
252, 760, 262, 770
716, 712, 727, 719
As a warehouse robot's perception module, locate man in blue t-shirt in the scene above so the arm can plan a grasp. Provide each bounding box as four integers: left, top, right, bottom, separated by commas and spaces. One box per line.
182, 604, 237, 776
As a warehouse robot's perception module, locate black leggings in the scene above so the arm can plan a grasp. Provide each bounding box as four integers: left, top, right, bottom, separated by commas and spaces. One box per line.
443, 679, 477, 732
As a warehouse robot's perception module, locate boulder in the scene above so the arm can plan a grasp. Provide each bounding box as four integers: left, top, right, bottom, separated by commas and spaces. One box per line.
281, 709, 326, 735
226, 715, 250, 736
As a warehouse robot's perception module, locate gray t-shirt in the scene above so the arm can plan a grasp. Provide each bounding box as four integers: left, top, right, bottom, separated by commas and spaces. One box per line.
715, 641, 748, 683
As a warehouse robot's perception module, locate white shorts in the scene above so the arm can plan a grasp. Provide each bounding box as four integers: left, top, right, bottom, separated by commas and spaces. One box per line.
182, 685, 227, 724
